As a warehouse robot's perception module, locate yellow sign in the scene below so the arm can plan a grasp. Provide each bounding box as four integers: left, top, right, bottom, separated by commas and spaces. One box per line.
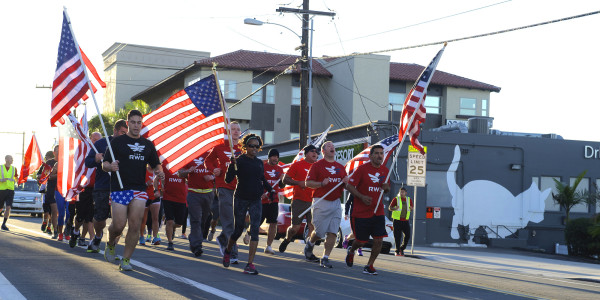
408, 145, 427, 153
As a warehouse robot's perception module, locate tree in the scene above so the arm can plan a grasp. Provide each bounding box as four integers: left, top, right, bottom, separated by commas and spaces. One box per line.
552, 170, 596, 223
88, 100, 151, 136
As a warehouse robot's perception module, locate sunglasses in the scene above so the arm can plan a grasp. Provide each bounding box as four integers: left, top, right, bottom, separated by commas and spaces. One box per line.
246, 144, 261, 149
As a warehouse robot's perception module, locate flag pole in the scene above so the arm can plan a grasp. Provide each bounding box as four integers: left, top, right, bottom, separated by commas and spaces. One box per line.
373, 43, 446, 214
212, 63, 237, 171
62, 7, 122, 189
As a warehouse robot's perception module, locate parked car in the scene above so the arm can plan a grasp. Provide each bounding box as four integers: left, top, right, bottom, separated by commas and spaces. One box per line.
11, 179, 43, 217
302, 203, 394, 254
259, 203, 306, 241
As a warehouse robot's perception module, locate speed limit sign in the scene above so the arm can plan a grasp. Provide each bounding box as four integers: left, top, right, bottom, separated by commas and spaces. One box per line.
407, 145, 427, 187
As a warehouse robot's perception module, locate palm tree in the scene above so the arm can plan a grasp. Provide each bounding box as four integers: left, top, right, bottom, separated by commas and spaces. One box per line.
88, 100, 151, 136
552, 170, 594, 223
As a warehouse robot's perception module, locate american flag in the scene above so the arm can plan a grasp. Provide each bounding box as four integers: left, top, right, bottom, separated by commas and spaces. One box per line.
141, 74, 227, 173
51, 11, 89, 127
79, 47, 106, 101
345, 135, 399, 175
281, 125, 332, 199
399, 45, 445, 155
58, 108, 95, 201
18, 135, 43, 185
111, 190, 148, 205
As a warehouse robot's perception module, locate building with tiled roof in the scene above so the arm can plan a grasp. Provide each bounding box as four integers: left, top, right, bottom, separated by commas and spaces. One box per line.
104, 45, 500, 145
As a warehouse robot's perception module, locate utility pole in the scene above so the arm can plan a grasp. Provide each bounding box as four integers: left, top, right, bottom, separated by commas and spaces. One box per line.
277, 1, 335, 149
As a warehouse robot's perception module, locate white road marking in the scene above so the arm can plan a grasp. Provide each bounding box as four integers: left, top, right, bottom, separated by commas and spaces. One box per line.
0, 271, 27, 300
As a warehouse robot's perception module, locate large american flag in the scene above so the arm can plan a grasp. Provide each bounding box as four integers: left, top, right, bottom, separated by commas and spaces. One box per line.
344, 135, 399, 175
141, 74, 227, 173
58, 108, 95, 201
51, 11, 89, 127
281, 126, 332, 199
399, 45, 445, 155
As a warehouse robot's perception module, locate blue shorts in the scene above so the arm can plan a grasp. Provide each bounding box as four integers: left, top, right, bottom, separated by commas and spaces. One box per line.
110, 190, 148, 206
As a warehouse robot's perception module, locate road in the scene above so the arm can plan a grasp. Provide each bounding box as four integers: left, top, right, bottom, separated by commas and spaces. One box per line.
1, 215, 599, 300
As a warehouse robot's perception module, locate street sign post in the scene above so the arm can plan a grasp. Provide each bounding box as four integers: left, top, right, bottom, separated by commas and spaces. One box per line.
407, 145, 427, 254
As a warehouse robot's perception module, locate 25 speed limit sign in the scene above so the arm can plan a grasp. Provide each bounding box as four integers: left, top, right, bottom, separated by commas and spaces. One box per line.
407, 145, 427, 187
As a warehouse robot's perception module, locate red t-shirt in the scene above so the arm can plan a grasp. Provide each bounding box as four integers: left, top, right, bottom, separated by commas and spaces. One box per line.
185, 153, 213, 190
162, 165, 187, 203
262, 162, 283, 204
145, 170, 155, 200
204, 143, 241, 190
306, 159, 347, 201
285, 159, 313, 202
348, 163, 389, 218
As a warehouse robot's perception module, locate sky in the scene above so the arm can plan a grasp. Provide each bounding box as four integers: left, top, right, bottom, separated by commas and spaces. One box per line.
1, 0, 599, 168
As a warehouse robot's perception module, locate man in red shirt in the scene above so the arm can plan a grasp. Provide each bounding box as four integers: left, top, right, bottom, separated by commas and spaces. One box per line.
278, 144, 319, 253
160, 165, 188, 251
304, 141, 348, 267
261, 149, 284, 254
345, 144, 390, 275
178, 152, 214, 257
204, 121, 242, 263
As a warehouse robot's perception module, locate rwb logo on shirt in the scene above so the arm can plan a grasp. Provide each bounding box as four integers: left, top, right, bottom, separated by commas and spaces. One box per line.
266, 169, 279, 178
169, 177, 183, 183
368, 172, 381, 183
128, 143, 145, 153
194, 157, 204, 166
325, 166, 338, 175
368, 186, 382, 192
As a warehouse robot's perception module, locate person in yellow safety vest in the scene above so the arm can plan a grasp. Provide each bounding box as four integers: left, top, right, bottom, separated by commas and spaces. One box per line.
1, 155, 19, 231
389, 187, 413, 256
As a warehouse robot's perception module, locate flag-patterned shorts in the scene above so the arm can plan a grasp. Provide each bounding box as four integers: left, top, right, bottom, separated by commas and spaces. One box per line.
110, 190, 148, 206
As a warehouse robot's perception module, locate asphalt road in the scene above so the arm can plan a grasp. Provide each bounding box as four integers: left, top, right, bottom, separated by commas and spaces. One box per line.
1, 215, 599, 300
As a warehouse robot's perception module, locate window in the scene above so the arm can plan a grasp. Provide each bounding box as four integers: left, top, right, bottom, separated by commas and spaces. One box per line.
570, 177, 589, 213
388, 92, 405, 111
460, 98, 476, 115
252, 83, 263, 103
266, 85, 275, 104
219, 80, 225, 94
264, 131, 274, 144
481, 99, 488, 116
425, 96, 440, 114
290, 133, 300, 140
218, 80, 237, 100
292, 87, 301, 106
539, 176, 560, 211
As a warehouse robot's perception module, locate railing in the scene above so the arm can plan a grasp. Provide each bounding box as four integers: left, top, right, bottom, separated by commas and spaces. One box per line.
482, 225, 516, 239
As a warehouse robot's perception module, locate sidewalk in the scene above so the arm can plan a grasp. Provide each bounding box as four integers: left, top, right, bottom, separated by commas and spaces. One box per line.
409, 245, 600, 282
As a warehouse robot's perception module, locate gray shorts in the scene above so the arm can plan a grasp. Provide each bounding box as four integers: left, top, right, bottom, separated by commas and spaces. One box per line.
291, 200, 312, 226
311, 199, 341, 239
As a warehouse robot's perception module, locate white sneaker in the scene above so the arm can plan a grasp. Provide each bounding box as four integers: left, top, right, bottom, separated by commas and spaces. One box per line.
243, 232, 250, 245
264, 246, 275, 254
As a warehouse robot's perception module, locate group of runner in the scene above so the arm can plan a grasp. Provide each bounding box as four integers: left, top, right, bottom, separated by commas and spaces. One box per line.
11, 110, 406, 276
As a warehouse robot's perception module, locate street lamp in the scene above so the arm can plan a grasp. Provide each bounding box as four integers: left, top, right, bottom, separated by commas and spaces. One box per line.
244, 17, 314, 149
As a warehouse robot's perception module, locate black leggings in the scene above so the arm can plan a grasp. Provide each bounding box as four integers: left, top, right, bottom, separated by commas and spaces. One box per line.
393, 219, 410, 252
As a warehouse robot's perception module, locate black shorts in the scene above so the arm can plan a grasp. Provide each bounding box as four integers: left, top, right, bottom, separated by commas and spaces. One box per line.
44, 189, 56, 205
261, 202, 278, 224
43, 202, 51, 213
93, 190, 111, 222
145, 197, 161, 207
163, 199, 186, 225
0, 190, 15, 208
351, 215, 388, 243
76, 188, 94, 223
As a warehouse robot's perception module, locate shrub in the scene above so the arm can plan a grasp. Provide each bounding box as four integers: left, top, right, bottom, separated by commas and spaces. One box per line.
565, 217, 600, 258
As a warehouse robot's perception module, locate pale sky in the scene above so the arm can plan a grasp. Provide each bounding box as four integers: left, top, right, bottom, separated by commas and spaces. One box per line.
1, 0, 599, 168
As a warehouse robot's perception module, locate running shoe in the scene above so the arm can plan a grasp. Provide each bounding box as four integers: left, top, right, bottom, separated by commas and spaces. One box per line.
65, 234, 70, 241
342, 235, 349, 249
167, 242, 174, 251
207, 230, 215, 241
46, 227, 53, 235
1, 224, 9, 231
41, 223, 47, 232
357, 248, 363, 256
264, 246, 275, 254
243, 263, 259, 275
215, 236, 225, 256
119, 258, 133, 271
152, 237, 161, 245
230, 258, 239, 265
363, 265, 378, 275
104, 243, 116, 262
139, 236, 146, 245
306, 254, 319, 262
194, 248, 203, 257
243, 232, 250, 245
58, 233, 64, 241
320, 257, 333, 268
400, 249, 405, 256
303, 242, 314, 260
222, 250, 231, 268
88, 236, 101, 253
69, 233, 80, 248
278, 239, 290, 253
146, 234, 152, 243
180, 233, 187, 239
345, 248, 355, 267
52, 232, 58, 239
78, 237, 86, 247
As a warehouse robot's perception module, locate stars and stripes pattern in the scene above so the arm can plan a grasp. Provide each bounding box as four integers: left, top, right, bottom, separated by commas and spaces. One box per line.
110, 190, 149, 206
345, 135, 399, 175
399, 45, 445, 155
58, 107, 95, 201
51, 11, 89, 127
18, 135, 43, 185
281, 126, 333, 199
141, 74, 227, 173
